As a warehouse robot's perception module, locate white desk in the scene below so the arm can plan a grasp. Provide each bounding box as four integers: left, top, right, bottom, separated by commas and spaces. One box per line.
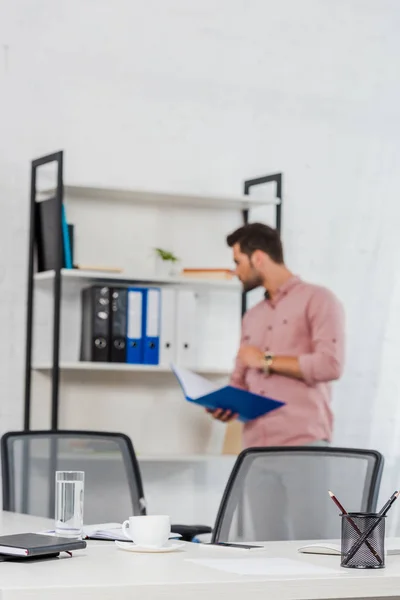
1, 512, 400, 600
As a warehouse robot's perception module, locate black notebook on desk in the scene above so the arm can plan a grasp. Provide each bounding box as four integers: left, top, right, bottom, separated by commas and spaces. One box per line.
0, 533, 86, 558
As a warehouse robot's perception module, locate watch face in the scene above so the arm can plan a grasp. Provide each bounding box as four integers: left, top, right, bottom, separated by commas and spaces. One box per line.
264, 353, 274, 369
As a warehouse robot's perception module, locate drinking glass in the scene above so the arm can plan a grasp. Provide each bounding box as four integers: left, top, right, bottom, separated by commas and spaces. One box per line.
55, 471, 84, 538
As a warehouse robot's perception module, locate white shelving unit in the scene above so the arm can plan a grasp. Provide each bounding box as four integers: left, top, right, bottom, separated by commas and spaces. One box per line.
27, 153, 283, 524
28, 153, 282, 466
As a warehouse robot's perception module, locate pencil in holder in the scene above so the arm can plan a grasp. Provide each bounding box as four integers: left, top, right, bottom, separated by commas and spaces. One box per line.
340, 513, 386, 569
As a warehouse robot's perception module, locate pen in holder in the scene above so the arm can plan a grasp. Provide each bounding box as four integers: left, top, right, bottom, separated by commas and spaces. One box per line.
340, 513, 385, 569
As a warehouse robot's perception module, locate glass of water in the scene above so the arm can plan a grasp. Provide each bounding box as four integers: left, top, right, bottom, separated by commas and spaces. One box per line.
55, 471, 85, 538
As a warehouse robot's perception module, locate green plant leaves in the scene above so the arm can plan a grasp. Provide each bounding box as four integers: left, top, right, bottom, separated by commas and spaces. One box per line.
154, 248, 179, 262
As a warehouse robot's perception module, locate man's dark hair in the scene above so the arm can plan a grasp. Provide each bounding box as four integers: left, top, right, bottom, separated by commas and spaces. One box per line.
226, 223, 284, 264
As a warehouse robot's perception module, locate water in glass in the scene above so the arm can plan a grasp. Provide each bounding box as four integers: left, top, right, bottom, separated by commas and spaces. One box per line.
55, 471, 84, 538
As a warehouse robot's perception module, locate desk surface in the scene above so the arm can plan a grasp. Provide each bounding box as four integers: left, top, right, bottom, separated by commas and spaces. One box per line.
1, 512, 400, 600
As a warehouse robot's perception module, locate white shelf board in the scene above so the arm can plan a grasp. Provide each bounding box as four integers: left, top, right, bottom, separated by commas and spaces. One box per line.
32, 453, 122, 462
34, 269, 241, 290
38, 184, 280, 210
137, 454, 238, 462
31, 452, 237, 463
32, 362, 231, 376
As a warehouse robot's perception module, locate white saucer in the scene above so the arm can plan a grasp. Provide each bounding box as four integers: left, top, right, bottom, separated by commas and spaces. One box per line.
115, 540, 185, 553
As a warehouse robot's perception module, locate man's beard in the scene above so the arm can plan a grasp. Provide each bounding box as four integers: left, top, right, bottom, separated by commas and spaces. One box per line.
242, 274, 263, 292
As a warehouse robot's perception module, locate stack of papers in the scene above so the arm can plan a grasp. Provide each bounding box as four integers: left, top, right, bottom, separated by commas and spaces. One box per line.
41, 523, 126, 541
42, 523, 182, 542
83, 523, 127, 541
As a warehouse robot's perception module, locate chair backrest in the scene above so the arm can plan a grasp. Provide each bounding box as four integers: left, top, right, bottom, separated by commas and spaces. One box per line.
1, 430, 146, 523
211, 446, 384, 543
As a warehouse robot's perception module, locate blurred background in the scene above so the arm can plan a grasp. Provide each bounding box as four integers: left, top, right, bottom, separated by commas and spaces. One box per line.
1, 0, 400, 531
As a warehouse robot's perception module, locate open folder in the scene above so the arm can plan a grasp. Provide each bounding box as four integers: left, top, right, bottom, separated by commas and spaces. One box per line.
171, 365, 285, 423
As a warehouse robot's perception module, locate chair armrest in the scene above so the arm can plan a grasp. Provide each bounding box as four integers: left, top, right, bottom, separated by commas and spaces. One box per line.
171, 524, 212, 542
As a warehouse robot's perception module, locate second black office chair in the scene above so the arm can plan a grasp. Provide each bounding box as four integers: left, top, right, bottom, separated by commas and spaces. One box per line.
210, 446, 384, 543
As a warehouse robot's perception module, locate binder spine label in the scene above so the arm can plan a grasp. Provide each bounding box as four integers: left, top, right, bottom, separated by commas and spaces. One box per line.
127, 291, 142, 339
146, 289, 160, 337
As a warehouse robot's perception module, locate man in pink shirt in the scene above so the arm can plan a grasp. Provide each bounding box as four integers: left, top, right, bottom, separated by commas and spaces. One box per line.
209, 223, 345, 449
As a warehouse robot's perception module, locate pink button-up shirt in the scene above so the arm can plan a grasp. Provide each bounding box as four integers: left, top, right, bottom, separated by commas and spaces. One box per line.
230, 276, 345, 448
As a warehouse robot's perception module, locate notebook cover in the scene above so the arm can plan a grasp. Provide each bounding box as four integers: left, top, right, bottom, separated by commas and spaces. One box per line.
188, 386, 285, 423
0, 533, 86, 557
35, 197, 73, 271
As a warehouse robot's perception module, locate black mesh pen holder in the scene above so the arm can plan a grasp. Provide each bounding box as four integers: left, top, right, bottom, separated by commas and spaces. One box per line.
340, 513, 386, 569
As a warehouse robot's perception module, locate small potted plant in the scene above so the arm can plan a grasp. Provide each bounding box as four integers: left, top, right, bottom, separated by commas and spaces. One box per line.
154, 248, 181, 277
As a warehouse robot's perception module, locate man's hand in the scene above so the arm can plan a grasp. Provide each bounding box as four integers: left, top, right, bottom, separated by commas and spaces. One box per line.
206, 408, 238, 423
238, 345, 264, 369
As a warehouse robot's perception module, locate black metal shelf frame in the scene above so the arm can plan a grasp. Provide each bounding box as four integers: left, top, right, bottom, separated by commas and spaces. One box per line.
25, 151, 64, 432
242, 173, 282, 315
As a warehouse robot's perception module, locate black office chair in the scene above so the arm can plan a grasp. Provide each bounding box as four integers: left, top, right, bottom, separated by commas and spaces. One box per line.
210, 446, 384, 543
1, 430, 211, 541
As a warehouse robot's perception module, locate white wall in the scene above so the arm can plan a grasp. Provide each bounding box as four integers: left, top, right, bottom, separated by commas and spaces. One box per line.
1, 0, 400, 523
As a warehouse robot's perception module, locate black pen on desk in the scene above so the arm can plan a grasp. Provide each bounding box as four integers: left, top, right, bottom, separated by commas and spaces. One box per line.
343, 490, 400, 566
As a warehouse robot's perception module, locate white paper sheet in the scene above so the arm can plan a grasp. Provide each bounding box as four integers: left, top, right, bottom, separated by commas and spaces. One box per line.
188, 557, 340, 576
171, 364, 219, 399
298, 543, 341, 555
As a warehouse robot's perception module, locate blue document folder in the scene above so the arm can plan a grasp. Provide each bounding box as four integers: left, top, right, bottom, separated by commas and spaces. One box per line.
171, 365, 285, 423
143, 288, 161, 365
126, 288, 144, 364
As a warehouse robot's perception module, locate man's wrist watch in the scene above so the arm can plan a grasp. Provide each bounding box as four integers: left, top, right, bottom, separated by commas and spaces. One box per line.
263, 352, 275, 375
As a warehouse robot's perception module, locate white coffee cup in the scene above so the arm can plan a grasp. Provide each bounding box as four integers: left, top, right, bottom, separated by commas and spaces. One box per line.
122, 515, 171, 547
